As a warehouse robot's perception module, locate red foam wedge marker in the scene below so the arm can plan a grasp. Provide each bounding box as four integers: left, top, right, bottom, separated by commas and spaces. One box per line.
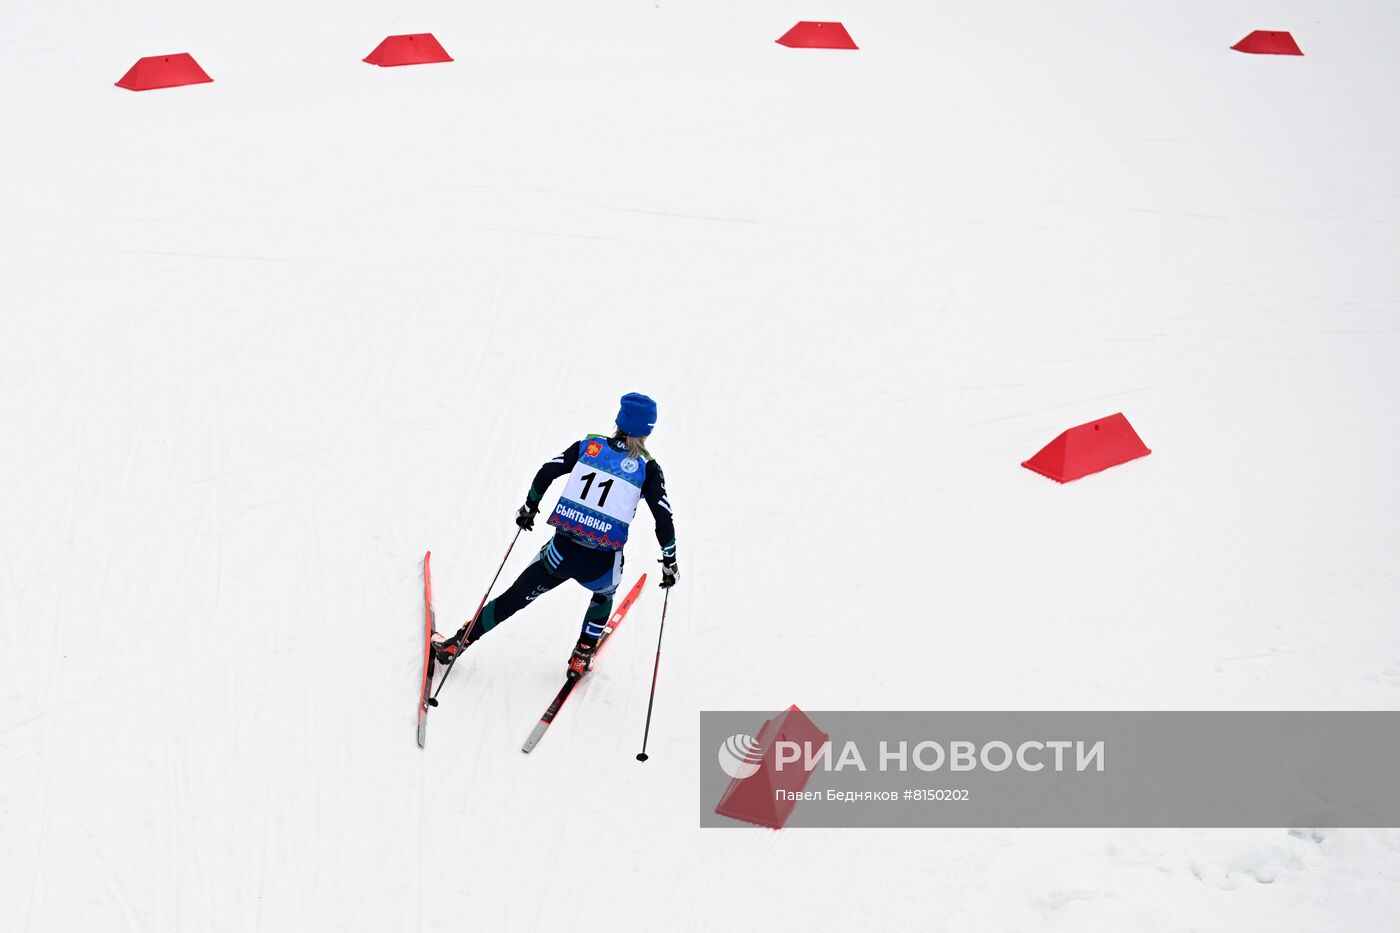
715, 706, 829, 829
777, 21, 859, 50
1231, 31, 1303, 56
115, 54, 213, 91
1022, 413, 1151, 483
364, 33, 453, 67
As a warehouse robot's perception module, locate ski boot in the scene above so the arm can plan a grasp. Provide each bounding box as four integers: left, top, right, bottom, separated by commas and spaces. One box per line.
566, 638, 598, 681
433, 626, 475, 665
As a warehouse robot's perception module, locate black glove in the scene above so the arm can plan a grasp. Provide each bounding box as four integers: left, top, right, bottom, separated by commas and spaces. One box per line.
515, 502, 539, 531
659, 554, 678, 589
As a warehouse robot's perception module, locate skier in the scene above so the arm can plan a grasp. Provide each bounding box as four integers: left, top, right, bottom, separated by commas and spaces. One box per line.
433, 392, 678, 680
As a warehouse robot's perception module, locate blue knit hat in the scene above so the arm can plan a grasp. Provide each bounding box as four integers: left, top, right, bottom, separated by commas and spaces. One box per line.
616, 392, 658, 437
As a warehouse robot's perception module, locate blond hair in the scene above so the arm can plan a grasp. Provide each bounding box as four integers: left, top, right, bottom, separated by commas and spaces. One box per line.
614, 428, 650, 460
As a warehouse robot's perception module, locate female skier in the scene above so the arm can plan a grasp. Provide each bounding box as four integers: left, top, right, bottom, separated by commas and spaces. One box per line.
432, 392, 678, 679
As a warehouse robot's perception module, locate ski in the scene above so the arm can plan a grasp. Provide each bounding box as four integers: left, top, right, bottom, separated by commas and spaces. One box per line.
521, 573, 647, 754
416, 550, 438, 748
426, 528, 524, 709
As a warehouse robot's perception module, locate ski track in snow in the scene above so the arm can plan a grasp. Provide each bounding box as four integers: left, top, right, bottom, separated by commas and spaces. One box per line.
3, 0, 1400, 930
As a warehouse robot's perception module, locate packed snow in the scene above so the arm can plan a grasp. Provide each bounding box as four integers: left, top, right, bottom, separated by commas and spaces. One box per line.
3, 0, 1399, 929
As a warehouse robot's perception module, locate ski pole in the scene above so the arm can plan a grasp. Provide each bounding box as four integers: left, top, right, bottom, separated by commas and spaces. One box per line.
430, 527, 522, 705
635, 588, 671, 762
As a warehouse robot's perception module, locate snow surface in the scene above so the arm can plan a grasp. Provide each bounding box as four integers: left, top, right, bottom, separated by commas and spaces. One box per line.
3, 0, 1400, 930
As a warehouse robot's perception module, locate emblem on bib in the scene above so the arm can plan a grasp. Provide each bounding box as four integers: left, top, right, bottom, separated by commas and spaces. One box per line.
621, 457, 639, 474
586, 441, 603, 457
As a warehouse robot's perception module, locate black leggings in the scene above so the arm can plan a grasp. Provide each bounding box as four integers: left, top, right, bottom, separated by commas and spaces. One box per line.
476, 534, 623, 644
